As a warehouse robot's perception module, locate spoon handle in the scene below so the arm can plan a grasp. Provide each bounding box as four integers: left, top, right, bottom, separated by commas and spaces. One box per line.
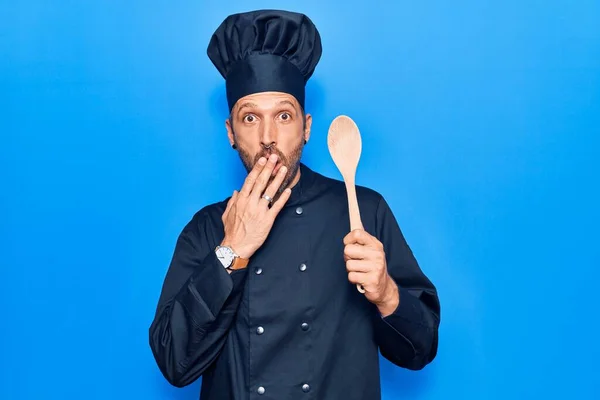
345, 179, 363, 231
345, 178, 366, 294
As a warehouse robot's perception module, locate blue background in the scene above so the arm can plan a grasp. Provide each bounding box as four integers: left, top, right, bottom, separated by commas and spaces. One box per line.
2, 1, 599, 399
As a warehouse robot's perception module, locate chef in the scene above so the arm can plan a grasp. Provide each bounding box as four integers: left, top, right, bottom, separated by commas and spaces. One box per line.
149, 9, 441, 400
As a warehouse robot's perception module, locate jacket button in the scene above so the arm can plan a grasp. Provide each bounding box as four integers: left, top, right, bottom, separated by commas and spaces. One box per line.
255, 267, 262, 275
299, 263, 307, 272
257, 386, 265, 395
256, 326, 264, 335
301, 322, 309, 331
295, 206, 303, 215
302, 383, 310, 392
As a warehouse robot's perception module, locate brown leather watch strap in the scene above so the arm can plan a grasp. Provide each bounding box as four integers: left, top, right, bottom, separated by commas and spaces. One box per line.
230, 256, 249, 270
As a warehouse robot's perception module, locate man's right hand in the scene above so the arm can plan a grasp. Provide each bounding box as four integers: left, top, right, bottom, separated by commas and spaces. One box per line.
220, 154, 292, 260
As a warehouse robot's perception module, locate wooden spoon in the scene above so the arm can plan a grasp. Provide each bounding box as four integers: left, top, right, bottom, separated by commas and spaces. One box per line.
327, 115, 366, 294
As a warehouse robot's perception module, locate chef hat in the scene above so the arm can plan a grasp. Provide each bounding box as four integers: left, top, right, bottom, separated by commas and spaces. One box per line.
207, 9, 322, 112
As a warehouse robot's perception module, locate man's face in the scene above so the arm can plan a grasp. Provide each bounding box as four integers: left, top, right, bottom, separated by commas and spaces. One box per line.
226, 91, 312, 197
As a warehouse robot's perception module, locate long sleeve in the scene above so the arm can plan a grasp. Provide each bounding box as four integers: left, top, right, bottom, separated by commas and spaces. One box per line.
149, 210, 248, 387
372, 196, 441, 370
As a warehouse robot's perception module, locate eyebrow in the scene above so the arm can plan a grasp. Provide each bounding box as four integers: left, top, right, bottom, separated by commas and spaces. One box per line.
277, 100, 296, 109
236, 102, 259, 114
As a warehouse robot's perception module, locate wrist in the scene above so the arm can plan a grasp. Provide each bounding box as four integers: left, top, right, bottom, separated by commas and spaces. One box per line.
377, 276, 399, 317
220, 239, 252, 260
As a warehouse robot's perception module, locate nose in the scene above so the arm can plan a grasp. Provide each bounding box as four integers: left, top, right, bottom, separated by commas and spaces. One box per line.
260, 120, 276, 151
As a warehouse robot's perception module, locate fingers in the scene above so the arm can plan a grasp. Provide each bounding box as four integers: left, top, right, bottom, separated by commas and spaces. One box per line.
226, 191, 237, 213
344, 243, 371, 260
260, 164, 288, 205
239, 157, 268, 197
346, 259, 371, 273
250, 154, 279, 201
267, 187, 292, 217
343, 229, 370, 245
343, 229, 382, 249
222, 190, 237, 221
347, 271, 370, 288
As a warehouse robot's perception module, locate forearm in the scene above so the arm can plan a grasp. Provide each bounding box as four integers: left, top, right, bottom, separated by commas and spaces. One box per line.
372, 195, 441, 369
149, 251, 247, 387
374, 282, 439, 370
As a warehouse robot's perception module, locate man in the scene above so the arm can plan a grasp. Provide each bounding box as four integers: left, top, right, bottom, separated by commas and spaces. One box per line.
149, 9, 440, 400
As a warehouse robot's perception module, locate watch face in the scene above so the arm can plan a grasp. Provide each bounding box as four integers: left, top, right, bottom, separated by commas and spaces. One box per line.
216, 246, 235, 268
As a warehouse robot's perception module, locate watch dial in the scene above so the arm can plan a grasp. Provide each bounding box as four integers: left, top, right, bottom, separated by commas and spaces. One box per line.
216, 247, 234, 268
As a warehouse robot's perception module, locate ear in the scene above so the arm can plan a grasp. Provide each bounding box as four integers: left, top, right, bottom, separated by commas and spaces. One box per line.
225, 118, 236, 148
304, 113, 312, 144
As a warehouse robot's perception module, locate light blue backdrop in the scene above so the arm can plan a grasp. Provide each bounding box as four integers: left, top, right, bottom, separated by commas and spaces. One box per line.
1, 1, 599, 399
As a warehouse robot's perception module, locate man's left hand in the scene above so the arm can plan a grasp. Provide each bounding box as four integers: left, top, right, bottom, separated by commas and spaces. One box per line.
343, 229, 399, 317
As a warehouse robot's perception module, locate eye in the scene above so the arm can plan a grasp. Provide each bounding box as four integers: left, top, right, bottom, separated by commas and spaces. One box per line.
279, 112, 291, 121
243, 114, 256, 123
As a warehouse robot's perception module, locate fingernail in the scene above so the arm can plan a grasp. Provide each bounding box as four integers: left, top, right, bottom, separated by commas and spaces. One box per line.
270, 154, 278, 162
280, 166, 287, 173
258, 157, 266, 165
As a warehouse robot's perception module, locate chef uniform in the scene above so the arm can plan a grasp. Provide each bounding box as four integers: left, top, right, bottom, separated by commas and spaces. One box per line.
149, 9, 441, 400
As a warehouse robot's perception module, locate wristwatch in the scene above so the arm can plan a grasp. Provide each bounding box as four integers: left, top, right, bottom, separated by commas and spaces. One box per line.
215, 245, 249, 270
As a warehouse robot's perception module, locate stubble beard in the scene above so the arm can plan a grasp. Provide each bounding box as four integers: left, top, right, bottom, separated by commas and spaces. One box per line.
236, 140, 304, 202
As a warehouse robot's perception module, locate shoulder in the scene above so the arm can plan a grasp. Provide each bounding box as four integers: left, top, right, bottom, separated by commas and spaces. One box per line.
315, 167, 385, 208
180, 197, 230, 237
311, 167, 386, 212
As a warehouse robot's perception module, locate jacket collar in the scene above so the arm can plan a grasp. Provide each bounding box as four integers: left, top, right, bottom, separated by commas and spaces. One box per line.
286, 162, 317, 207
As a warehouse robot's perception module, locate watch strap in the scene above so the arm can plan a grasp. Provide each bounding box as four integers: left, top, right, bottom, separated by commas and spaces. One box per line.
230, 256, 249, 270
215, 245, 249, 270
